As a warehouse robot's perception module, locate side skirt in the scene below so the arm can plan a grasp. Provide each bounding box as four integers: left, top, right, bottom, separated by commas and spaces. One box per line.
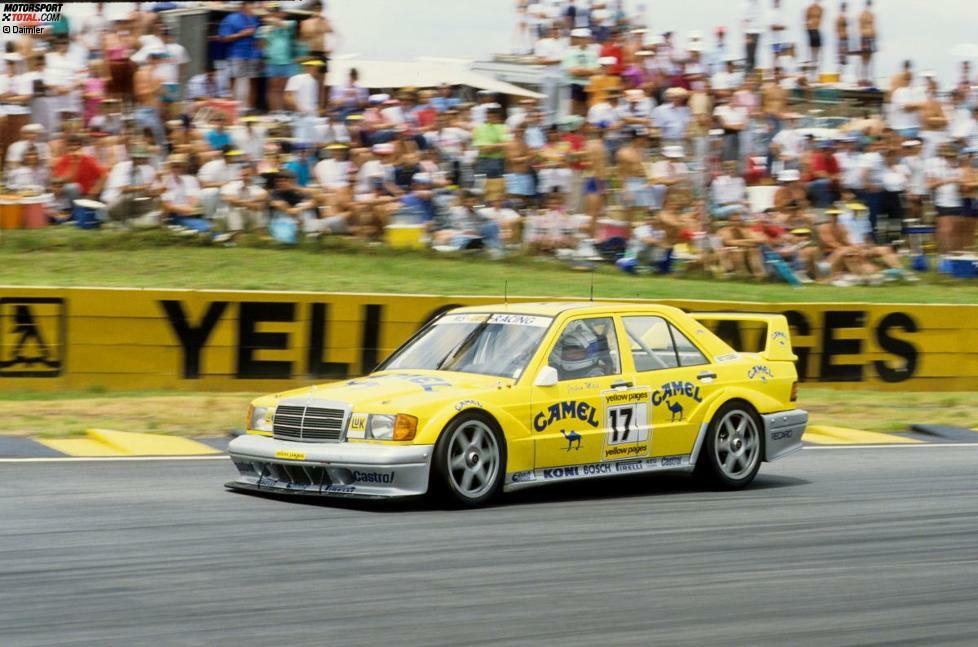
503, 455, 694, 492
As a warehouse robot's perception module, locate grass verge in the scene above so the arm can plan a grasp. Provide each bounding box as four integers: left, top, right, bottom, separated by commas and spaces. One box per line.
3, 388, 975, 438
2, 228, 978, 303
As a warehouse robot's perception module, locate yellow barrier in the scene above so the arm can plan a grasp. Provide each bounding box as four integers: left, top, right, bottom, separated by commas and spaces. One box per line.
1, 286, 976, 392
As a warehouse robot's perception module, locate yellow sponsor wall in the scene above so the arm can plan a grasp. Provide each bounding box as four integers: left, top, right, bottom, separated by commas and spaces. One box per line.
1, 286, 975, 392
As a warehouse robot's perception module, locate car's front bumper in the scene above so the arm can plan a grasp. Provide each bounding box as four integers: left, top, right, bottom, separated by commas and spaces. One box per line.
226, 434, 434, 498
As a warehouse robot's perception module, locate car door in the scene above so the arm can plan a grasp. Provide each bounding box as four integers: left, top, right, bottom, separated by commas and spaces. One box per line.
530, 316, 630, 471
620, 314, 716, 461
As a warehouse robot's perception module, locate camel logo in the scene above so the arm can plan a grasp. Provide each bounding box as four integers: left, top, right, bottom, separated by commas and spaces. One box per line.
560, 429, 582, 451
772, 331, 788, 347
665, 400, 684, 421
0, 298, 65, 377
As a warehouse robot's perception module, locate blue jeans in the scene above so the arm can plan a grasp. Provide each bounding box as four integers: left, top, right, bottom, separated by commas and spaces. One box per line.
134, 106, 166, 147
807, 179, 836, 208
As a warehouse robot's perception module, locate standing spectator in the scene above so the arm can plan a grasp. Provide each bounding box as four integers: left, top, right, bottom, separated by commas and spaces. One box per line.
132, 51, 166, 146
650, 145, 690, 210
927, 142, 964, 252
768, 0, 789, 67
218, 1, 261, 108
299, 1, 333, 65
714, 93, 748, 164
330, 67, 368, 116
742, 0, 764, 74
710, 160, 749, 218
472, 105, 510, 185
857, 0, 876, 87
285, 59, 327, 143
653, 87, 690, 145
919, 79, 949, 160
806, 140, 841, 207
505, 121, 536, 204
836, 2, 850, 77
889, 66, 925, 138
804, 0, 824, 78
259, 3, 298, 114
961, 147, 978, 251
563, 28, 599, 117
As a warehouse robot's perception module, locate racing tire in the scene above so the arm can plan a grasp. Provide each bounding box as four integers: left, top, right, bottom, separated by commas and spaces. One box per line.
432, 412, 506, 508
695, 401, 763, 490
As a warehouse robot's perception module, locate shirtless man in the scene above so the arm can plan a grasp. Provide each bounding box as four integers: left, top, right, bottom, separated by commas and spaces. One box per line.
805, 0, 824, 78
836, 2, 849, 76
582, 124, 609, 232
616, 129, 652, 221
761, 67, 789, 137
299, 1, 333, 64
857, 0, 876, 87
505, 121, 536, 206
132, 54, 166, 146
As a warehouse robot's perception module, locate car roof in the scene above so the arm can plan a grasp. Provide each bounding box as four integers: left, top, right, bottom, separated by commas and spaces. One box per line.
448, 301, 684, 318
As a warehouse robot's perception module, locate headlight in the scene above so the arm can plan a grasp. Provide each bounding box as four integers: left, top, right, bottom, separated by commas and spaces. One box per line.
248, 405, 273, 432
366, 414, 417, 441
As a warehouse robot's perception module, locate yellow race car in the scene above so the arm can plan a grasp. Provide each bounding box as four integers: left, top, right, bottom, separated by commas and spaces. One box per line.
227, 302, 807, 506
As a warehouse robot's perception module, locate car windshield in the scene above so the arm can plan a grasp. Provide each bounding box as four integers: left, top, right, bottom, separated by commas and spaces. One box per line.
382, 313, 553, 379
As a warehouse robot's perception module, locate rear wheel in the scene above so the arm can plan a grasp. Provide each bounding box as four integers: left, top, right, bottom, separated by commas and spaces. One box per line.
695, 402, 762, 489
432, 414, 506, 507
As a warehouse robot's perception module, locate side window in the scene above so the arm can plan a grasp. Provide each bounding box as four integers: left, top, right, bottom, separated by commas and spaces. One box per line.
548, 317, 621, 381
670, 324, 709, 367
623, 316, 678, 372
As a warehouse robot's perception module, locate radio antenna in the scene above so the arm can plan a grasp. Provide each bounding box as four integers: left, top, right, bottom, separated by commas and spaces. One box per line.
504, 280, 508, 304
589, 273, 594, 302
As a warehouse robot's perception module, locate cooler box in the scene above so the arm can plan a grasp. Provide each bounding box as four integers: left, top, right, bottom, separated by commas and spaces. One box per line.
940, 255, 978, 279
21, 194, 50, 229
0, 195, 22, 229
385, 223, 426, 250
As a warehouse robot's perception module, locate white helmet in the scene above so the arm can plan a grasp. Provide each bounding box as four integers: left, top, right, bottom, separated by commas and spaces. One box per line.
551, 324, 601, 377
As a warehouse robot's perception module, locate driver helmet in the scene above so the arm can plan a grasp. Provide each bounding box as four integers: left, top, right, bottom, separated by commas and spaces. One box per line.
551, 324, 602, 377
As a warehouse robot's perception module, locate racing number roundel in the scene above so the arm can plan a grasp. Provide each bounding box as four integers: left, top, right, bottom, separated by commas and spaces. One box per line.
601, 388, 651, 460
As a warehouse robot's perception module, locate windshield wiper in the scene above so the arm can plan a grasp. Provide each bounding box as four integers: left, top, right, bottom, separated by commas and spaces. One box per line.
435, 322, 488, 371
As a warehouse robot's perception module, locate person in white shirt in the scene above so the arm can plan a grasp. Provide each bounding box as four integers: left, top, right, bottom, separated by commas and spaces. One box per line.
587, 89, 621, 128
710, 160, 749, 217
899, 139, 927, 219
231, 116, 267, 162
769, 113, 803, 175
5, 123, 50, 169
712, 57, 744, 93
103, 148, 161, 225
198, 148, 239, 220
314, 142, 353, 192
161, 153, 207, 231
218, 161, 268, 233
617, 89, 655, 137
479, 197, 522, 245
768, 0, 789, 66
888, 70, 926, 138
650, 145, 690, 209
926, 142, 965, 251
534, 24, 566, 64
742, 0, 765, 73
714, 96, 749, 164
285, 59, 327, 143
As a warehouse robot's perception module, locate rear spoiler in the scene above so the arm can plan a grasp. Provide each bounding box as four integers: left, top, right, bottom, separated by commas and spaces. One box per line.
691, 312, 797, 362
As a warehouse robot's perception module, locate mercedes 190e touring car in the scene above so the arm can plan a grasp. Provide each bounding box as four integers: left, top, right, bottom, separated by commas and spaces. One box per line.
226, 302, 807, 506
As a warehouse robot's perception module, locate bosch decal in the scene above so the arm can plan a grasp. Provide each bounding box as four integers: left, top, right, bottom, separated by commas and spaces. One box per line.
771, 430, 794, 441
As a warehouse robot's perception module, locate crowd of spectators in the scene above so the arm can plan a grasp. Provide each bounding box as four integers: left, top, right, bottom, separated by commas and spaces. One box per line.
3, 1, 978, 286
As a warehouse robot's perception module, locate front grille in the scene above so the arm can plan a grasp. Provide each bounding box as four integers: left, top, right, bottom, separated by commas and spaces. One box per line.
273, 405, 346, 442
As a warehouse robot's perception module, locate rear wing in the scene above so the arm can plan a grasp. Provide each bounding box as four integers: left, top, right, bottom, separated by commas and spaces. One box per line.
691, 313, 797, 362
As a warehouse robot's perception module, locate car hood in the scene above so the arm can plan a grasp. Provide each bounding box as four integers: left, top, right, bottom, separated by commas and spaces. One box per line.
260, 370, 514, 412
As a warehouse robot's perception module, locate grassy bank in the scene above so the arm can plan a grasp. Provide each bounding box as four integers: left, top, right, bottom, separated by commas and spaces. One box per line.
2, 229, 977, 303
4, 387, 975, 438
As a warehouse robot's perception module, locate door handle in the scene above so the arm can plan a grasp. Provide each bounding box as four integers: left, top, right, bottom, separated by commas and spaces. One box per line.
611, 380, 633, 389
697, 371, 717, 381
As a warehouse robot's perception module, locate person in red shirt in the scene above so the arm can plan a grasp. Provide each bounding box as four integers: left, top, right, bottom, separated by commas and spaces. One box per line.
806, 139, 841, 207
598, 28, 625, 76
51, 134, 105, 197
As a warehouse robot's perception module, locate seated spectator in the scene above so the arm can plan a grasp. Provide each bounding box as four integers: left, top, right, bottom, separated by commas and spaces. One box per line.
50, 134, 106, 214
479, 197, 522, 246
198, 147, 240, 221
218, 161, 268, 234
524, 188, 579, 254
161, 153, 207, 232
5, 145, 49, 192
102, 147, 161, 227
205, 113, 233, 151
6, 123, 50, 169
268, 169, 318, 243
710, 160, 748, 218
806, 139, 841, 208
716, 209, 767, 278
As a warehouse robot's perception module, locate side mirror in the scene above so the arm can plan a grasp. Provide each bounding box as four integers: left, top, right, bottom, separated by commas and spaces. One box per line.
534, 365, 559, 387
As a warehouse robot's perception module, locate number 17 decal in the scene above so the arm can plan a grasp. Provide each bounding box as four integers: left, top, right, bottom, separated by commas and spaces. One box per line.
601, 387, 652, 460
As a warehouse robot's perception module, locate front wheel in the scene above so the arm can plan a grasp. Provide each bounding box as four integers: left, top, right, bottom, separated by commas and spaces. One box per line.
695, 402, 762, 489
432, 414, 506, 507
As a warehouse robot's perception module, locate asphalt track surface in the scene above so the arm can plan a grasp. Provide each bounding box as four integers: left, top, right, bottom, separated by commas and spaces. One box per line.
3, 446, 978, 647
